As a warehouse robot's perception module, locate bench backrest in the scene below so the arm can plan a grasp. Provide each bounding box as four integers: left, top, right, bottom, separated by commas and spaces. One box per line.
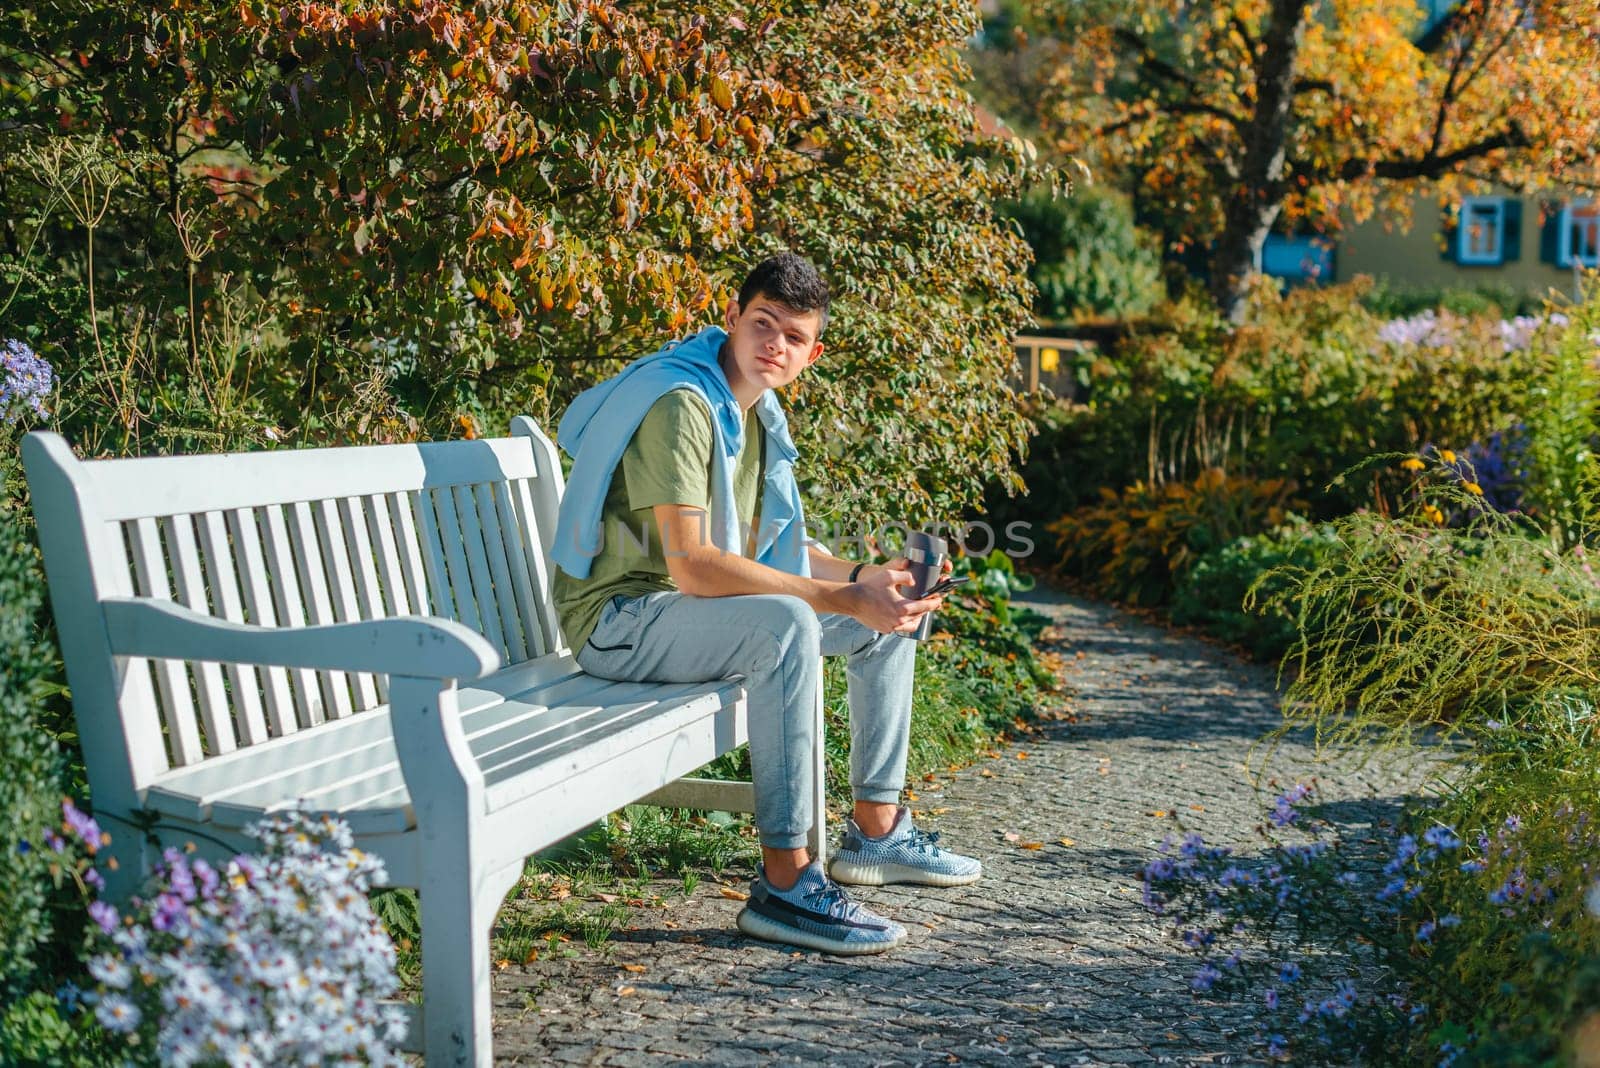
23, 417, 568, 811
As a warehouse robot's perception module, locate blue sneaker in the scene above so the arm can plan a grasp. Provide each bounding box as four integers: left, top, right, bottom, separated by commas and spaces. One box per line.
828, 806, 983, 887
736, 861, 907, 955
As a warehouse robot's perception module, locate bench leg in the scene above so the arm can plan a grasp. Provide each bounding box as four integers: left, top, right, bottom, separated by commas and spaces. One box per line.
809, 652, 828, 867
418, 859, 521, 1068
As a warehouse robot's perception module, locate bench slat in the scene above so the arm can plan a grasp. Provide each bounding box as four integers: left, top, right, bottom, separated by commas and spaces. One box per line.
474, 483, 528, 663
287, 501, 353, 722
164, 515, 238, 756
489, 481, 540, 662
411, 489, 456, 621
365, 494, 412, 616
226, 509, 299, 736
259, 505, 324, 728
509, 476, 562, 655
314, 499, 380, 711
339, 496, 392, 704
430, 487, 486, 642
195, 511, 270, 747
482, 684, 742, 812
385, 491, 434, 617
76, 436, 539, 521
126, 518, 205, 765
447, 484, 505, 657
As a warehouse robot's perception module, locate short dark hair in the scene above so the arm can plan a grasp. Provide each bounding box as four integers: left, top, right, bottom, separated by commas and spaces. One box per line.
737, 252, 830, 336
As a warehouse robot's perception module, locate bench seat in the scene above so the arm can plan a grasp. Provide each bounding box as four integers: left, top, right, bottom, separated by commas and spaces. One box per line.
143, 655, 745, 836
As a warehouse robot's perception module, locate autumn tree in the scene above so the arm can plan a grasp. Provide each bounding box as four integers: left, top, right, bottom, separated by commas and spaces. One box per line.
1, 0, 1040, 531
1021, 0, 1600, 320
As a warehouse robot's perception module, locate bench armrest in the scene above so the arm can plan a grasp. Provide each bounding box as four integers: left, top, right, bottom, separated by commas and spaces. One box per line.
103, 598, 502, 680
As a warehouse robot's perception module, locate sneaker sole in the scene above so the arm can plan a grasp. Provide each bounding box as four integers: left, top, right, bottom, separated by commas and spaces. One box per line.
735, 907, 906, 955
827, 859, 983, 887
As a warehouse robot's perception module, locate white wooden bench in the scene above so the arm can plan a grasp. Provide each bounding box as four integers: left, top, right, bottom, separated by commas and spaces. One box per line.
22, 416, 827, 1067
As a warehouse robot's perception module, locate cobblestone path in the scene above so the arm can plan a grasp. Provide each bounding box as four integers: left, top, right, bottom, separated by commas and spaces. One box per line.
490, 585, 1437, 1066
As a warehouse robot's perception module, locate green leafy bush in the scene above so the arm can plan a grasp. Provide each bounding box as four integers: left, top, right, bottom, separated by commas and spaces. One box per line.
1360, 278, 1550, 320
1046, 468, 1302, 606
1170, 516, 1342, 660
1001, 280, 1543, 530
0, 470, 65, 1001
1000, 185, 1164, 322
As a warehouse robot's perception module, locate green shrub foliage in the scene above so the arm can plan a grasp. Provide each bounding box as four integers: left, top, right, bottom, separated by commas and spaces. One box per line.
0, 0, 1041, 533
0, 486, 64, 999
1000, 185, 1163, 322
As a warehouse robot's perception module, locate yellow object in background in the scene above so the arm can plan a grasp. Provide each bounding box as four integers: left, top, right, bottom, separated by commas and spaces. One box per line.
1040, 347, 1060, 373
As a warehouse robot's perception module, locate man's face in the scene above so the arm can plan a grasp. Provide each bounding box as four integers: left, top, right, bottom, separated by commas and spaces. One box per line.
722, 294, 825, 393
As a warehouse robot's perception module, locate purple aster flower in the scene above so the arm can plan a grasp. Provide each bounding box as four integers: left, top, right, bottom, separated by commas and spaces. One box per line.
1191, 963, 1223, 992
1416, 921, 1436, 943
61, 800, 101, 846
1423, 826, 1461, 851
1264, 988, 1279, 1010
1266, 1034, 1288, 1059
151, 892, 190, 933
83, 867, 105, 892
1377, 877, 1408, 901
88, 900, 119, 935
1278, 961, 1301, 984
0, 338, 54, 423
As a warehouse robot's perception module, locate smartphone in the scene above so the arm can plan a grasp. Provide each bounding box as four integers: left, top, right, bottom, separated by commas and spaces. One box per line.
922, 575, 971, 598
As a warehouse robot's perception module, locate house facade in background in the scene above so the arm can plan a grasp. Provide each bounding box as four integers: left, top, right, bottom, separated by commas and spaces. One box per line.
1261, 193, 1600, 299
1327, 193, 1598, 297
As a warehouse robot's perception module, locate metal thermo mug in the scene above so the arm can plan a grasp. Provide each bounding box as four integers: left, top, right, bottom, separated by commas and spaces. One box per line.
905, 531, 947, 642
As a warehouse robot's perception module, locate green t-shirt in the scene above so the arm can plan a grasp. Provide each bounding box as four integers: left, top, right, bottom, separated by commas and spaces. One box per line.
552, 388, 765, 651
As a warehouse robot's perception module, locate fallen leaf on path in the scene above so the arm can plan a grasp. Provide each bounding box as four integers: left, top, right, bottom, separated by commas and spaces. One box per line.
1003, 831, 1021, 842
621, 964, 646, 973
1190, 804, 1205, 812
594, 892, 618, 903
1058, 838, 1075, 847
719, 887, 749, 901
1148, 810, 1169, 818
1018, 842, 1044, 850
980, 769, 994, 778
1016, 752, 1029, 760
495, 959, 511, 971
618, 986, 636, 996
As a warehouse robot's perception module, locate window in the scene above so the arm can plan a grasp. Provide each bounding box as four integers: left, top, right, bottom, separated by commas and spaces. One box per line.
1559, 201, 1600, 268
1458, 197, 1506, 264
1260, 234, 1335, 287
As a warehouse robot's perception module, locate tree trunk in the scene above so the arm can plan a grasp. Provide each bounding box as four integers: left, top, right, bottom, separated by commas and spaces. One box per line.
1209, 0, 1313, 323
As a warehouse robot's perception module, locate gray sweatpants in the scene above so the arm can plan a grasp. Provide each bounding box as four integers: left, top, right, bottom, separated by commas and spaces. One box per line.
575, 592, 918, 849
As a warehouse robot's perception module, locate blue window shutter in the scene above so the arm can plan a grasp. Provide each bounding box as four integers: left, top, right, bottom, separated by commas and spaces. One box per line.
1540, 202, 1564, 264
1502, 200, 1522, 262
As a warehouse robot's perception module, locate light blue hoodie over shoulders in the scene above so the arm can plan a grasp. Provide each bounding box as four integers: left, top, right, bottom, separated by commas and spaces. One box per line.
550, 325, 811, 581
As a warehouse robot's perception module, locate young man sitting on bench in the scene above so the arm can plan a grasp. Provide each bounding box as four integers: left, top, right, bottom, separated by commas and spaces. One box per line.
549, 252, 983, 955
